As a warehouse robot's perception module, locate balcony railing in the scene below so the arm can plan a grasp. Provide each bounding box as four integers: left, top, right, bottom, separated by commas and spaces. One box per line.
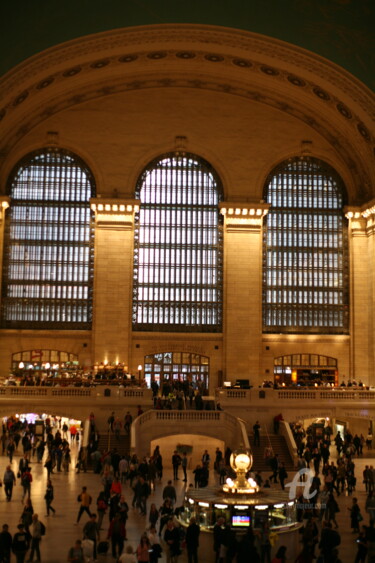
216, 388, 375, 402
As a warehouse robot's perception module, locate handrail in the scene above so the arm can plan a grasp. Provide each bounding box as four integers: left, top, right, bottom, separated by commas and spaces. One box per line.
237, 418, 250, 450
279, 420, 299, 468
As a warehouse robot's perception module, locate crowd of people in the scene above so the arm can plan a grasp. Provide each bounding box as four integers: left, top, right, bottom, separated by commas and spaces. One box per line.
0, 412, 375, 562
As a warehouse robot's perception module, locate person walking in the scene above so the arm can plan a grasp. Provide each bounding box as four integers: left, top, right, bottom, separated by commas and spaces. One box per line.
172, 451, 181, 480
186, 517, 200, 563
269, 454, 279, 484
44, 479, 56, 516
0, 523, 12, 563
164, 519, 181, 563
20, 467, 32, 502
6, 439, 15, 464
162, 481, 177, 506
3, 465, 16, 501
83, 513, 100, 560
27, 514, 43, 563
181, 452, 188, 482
278, 463, 288, 490
349, 497, 361, 534
12, 523, 29, 563
107, 512, 126, 560
136, 534, 151, 563
76, 487, 92, 524
253, 421, 261, 447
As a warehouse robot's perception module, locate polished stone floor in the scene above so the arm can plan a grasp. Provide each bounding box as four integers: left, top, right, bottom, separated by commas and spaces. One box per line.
0, 441, 371, 562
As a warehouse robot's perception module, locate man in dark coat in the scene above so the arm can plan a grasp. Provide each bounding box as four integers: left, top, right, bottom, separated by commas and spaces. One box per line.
186, 517, 200, 563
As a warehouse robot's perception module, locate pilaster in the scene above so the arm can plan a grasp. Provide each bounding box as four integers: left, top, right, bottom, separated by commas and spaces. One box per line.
90, 198, 139, 368
346, 206, 370, 383
220, 202, 269, 385
0, 197, 10, 313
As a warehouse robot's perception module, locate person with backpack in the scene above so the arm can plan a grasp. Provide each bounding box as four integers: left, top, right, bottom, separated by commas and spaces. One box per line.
28, 513, 45, 563
3, 465, 16, 501
12, 523, 29, 563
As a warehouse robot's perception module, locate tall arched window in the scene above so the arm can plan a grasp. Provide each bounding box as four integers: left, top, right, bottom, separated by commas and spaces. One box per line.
133, 152, 223, 332
1, 148, 95, 328
263, 157, 349, 333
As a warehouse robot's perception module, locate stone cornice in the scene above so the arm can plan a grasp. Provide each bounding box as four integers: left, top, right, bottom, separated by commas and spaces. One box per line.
1, 25, 373, 115
220, 201, 268, 231
90, 198, 140, 229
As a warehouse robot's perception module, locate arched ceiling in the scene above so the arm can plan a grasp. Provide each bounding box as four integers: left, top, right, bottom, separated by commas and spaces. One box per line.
0, 24, 373, 204
1, 0, 374, 91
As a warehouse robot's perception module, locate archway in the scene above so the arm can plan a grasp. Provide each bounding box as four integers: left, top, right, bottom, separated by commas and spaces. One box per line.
144, 352, 209, 388
274, 353, 338, 386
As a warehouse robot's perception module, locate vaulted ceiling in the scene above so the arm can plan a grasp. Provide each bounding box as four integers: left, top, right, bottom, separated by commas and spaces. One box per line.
1, 0, 374, 91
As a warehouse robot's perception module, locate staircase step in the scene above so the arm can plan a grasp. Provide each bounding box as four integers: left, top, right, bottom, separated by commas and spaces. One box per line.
97, 433, 130, 456
248, 434, 294, 472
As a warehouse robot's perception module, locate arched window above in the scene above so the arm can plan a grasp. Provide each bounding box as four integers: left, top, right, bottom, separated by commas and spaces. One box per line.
263, 157, 349, 334
133, 152, 223, 332
1, 148, 95, 329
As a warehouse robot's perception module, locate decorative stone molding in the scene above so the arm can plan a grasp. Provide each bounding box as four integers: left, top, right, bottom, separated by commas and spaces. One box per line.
1, 25, 373, 114
345, 204, 375, 236
220, 202, 269, 231
90, 198, 140, 229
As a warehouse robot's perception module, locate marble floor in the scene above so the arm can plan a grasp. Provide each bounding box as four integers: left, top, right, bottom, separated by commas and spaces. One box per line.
0, 441, 371, 563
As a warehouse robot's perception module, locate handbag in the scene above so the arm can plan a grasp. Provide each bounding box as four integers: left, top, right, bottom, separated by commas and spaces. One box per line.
358, 512, 363, 522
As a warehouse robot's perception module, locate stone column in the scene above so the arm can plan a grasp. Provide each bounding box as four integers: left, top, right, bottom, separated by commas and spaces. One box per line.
346, 208, 370, 383
220, 202, 269, 386
90, 198, 139, 368
0, 197, 10, 312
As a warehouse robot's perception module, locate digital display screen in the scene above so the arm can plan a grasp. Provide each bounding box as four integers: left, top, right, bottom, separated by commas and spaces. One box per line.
231, 515, 250, 527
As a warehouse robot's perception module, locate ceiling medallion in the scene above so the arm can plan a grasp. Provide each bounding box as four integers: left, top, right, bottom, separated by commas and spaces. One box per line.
287, 75, 306, 87
90, 59, 110, 69
204, 54, 225, 62
118, 54, 138, 63
147, 52, 167, 59
232, 58, 252, 68
36, 77, 54, 90
13, 91, 29, 106
336, 103, 352, 119
312, 87, 330, 101
62, 67, 82, 77
175, 52, 196, 59
357, 123, 370, 141
260, 65, 279, 76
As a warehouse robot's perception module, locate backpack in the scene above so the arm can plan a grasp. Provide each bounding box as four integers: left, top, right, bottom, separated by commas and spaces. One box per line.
40, 521, 46, 536
97, 499, 107, 511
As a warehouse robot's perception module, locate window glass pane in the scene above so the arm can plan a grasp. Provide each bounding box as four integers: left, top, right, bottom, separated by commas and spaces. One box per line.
263, 157, 349, 334
1, 149, 95, 329
132, 153, 223, 332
